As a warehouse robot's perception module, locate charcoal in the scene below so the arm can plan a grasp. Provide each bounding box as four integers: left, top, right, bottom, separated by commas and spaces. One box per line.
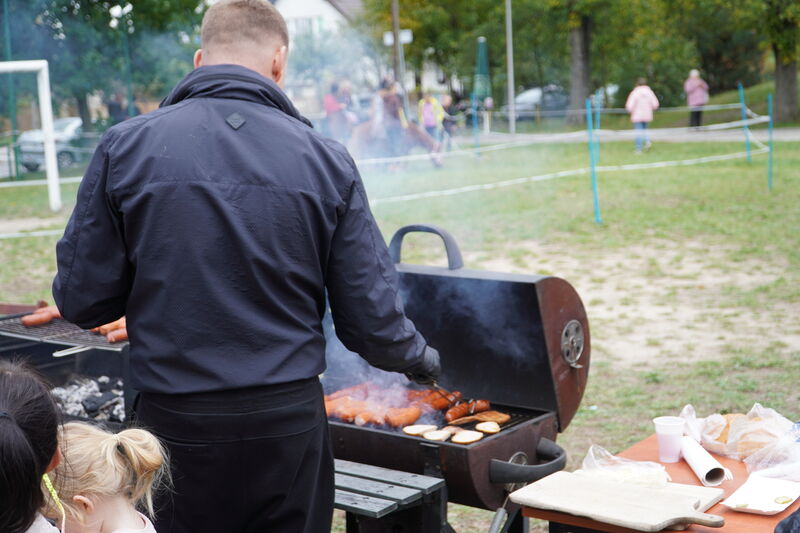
51, 375, 125, 422
81, 391, 120, 415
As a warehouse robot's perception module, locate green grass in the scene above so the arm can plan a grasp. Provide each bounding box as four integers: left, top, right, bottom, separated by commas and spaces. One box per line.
365, 142, 799, 289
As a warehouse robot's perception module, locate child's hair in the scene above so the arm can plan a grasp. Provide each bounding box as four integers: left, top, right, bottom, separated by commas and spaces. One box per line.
0, 359, 60, 533
45, 422, 169, 522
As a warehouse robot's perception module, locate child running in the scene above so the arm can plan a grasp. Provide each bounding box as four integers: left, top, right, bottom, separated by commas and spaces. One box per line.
43, 422, 169, 533
0, 360, 62, 533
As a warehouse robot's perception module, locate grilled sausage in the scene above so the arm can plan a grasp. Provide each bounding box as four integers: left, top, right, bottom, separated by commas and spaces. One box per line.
325, 383, 370, 401
384, 406, 422, 427
106, 328, 128, 343
97, 317, 126, 335
324, 396, 353, 417
444, 400, 491, 423
354, 410, 385, 426
426, 390, 462, 411
21, 312, 55, 326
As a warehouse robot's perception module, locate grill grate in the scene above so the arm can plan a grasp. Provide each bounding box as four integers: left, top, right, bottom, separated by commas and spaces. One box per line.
0, 316, 127, 352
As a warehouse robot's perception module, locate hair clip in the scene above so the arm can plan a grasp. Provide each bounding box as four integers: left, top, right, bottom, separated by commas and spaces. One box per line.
42, 473, 66, 532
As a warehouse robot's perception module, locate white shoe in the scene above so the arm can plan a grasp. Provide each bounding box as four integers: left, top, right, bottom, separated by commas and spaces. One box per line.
644, 141, 652, 151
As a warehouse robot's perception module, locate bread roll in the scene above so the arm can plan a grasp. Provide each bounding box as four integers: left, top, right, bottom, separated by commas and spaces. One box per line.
716, 413, 746, 443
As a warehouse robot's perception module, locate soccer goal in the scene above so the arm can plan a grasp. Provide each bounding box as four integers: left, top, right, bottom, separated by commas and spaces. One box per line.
0, 60, 61, 211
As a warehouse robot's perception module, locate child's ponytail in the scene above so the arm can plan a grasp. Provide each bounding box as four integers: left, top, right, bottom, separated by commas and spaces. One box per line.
113, 428, 169, 516
0, 361, 60, 533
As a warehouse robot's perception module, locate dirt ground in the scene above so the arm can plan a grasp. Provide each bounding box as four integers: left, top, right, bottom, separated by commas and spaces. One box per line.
468, 238, 798, 368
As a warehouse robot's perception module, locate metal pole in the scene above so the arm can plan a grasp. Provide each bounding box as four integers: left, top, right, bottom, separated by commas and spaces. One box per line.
585, 98, 601, 224
593, 95, 601, 163
737, 82, 751, 163
471, 93, 480, 152
505, 0, 515, 135
391, 0, 401, 84
390, 0, 410, 119
37, 62, 61, 211
768, 93, 774, 191
3, 0, 21, 179
121, 23, 135, 117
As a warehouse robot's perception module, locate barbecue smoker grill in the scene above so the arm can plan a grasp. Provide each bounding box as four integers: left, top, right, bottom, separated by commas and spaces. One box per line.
323, 225, 591, 533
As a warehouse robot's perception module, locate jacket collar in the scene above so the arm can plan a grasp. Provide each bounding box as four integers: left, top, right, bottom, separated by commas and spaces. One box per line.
161, 64, 312, 127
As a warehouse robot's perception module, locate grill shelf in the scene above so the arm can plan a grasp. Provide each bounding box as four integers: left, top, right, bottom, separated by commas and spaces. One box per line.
0, 316, 127, 352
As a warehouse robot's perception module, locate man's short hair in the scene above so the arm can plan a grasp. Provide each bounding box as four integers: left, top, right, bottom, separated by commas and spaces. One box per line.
201, 0, 289, 51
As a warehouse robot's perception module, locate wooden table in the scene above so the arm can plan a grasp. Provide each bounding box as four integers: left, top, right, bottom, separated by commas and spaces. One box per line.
522, 434, 800, 532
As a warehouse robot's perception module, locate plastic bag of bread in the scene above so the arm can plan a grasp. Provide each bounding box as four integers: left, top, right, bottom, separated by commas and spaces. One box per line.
702, 412, 745, 456
576, 444, 670, 487
744, 423, 800, 481
704, 403, 793, 460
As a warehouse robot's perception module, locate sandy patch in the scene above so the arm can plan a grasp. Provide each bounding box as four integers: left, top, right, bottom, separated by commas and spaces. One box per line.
0, 216, 66, 234
466, 239, 798, 367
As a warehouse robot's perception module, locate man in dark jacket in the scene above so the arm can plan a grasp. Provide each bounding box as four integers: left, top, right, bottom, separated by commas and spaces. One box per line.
52, 1, 440, 532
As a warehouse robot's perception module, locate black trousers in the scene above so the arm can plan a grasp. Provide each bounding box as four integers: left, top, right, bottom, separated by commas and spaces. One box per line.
135, 377, 334, 533
689, 109, 703, 128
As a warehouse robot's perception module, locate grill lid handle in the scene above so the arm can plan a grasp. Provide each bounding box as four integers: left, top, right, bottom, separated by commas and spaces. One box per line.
488, 438, 567, 485
388, 224, 464, 270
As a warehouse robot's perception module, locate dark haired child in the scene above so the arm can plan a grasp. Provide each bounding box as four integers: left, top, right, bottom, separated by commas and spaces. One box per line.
0, 360, 63, 533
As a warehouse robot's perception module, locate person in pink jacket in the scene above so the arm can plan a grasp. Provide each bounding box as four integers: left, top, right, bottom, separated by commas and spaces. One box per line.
625, 78, 660, 153
684, 69, 709, 129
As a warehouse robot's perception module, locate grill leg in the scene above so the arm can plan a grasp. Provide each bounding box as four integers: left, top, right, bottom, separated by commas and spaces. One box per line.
503, 508, 528, 533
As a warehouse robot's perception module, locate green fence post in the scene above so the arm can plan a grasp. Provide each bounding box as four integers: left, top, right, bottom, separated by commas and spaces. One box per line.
737, 83, 752, 163
586, 98, 602, 224
768, 93, 774, 191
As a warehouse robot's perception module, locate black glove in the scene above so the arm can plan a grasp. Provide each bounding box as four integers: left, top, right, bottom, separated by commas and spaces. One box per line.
404, 346, 441, 385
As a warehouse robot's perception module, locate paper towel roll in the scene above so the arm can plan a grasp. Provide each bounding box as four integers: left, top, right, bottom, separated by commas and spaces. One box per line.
680, 436, 733, 487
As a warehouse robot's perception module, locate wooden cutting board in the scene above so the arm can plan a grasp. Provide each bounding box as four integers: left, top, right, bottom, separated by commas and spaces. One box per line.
509, 471, 725, 532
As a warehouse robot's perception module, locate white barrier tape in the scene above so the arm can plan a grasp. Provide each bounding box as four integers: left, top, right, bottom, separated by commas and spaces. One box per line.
371, 146, 768, 206
354, 131, 586, 166
496, 103, 746, 118
592, 103, 745, 114
0, 229, 63, 240
356, 116, 768, 167
596, 116, 769, 139
0, 176, 82, 188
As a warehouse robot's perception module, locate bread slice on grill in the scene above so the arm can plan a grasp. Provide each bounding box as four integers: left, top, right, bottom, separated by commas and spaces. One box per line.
452, 430, 484, 444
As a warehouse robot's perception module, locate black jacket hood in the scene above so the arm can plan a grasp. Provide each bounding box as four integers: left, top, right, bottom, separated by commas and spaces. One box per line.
161, 64, 313, 128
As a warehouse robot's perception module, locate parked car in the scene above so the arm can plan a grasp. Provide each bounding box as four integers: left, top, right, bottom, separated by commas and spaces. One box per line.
18, 117, 86, 172
501, 84, 570, 119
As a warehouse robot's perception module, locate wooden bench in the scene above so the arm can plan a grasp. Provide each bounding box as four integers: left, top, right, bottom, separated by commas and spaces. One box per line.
334, 459, 453, 533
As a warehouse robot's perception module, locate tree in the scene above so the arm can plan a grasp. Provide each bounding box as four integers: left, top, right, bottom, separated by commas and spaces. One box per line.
753, 0, 800, 121
1, 0, 201, 129
668, 0, 764, 93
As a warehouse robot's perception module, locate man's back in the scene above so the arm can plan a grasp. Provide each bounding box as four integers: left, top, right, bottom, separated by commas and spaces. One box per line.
54, 65, 428, 394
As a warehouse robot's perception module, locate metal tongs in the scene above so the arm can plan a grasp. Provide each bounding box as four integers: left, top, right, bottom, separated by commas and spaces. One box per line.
430, 380, 459, 407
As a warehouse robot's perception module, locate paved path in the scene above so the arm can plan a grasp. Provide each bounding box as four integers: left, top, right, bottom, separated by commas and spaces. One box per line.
461, 127, 800, 146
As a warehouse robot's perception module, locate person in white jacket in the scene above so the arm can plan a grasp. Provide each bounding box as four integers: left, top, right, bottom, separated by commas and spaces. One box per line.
625, 78, 660, 153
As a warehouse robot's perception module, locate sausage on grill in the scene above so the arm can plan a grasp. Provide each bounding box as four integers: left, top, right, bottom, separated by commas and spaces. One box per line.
444, 400, 491, 422
106, 328, 128, 343
21, 306, 61, 327
384, 406, 422, 427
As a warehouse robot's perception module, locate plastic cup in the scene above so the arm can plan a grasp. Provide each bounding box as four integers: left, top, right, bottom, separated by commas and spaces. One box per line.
653, 416, 685, 463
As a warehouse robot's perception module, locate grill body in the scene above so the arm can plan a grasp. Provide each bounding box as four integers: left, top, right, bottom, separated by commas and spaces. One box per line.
322, 225, 591, 510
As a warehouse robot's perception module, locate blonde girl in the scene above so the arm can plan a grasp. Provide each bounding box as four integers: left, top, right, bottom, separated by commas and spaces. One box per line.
43, 422, 169, 533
